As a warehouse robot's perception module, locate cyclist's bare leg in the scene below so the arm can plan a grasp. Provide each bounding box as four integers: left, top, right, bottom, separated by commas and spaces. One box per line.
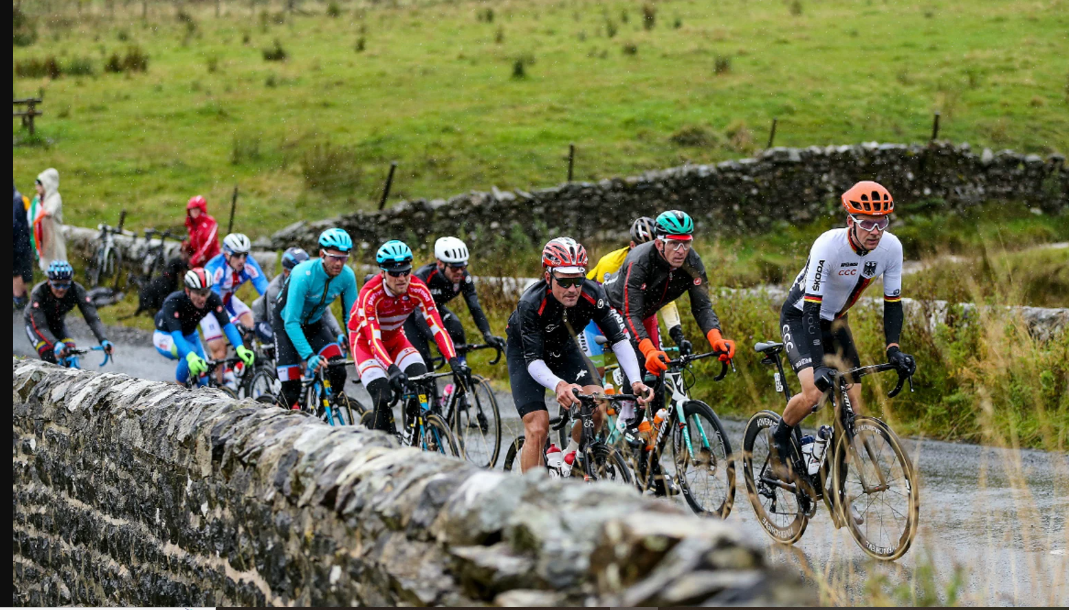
236, 311, 255, 332
782, 367, 823, 426
206, 338, 227, 383
521, 410, 550, 473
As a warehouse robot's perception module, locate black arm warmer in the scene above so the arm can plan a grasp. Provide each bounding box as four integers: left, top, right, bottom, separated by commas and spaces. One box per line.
668, 325, 686, 346
883, 300, 904, 348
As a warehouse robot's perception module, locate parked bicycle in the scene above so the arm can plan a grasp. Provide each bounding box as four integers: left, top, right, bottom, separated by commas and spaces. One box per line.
742, 340, 920, 561
599, 333, 736, 517
431, 342, 504, 469
129, 228, 183, 293
56, 346, 112, 370
502, 389, 634, 485
86, 210, 133, 289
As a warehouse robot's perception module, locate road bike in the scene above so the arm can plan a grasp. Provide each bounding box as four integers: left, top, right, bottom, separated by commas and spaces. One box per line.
601, 335, 736, 517
86, 210, 133, 289
502, 390, 635, 485
291, 360, 364, 426
56, 346, 112, 370
431, 343, 504, 469
742, 340, 920, 561
128, 228, 183, 295
184, 357, 241, 398
369, 371, 461, 457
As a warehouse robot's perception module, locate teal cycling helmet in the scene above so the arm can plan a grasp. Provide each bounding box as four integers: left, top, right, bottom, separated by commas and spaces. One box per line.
318, 228, 353, 253
655, 210, 694, 240
47, 260, 75, 283
376, 240, 414, 271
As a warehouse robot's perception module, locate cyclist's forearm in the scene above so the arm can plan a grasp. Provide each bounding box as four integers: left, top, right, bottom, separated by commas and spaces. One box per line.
527, 359, 564, 391
222, 323, 244, 350
171, 330, 195, 359
660, 301, 682, 330
883, 299, 904, 349
464, 292, 493, 336
284, 320, 314, 360
609, 340, 642, 385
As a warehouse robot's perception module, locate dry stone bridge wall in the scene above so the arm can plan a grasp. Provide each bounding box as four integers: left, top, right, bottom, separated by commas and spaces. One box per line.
12, 359, 810, 607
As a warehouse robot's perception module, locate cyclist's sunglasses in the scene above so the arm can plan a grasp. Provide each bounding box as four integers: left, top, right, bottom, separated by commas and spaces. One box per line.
49, 281, 71, 290
447, 263, 468, 271
322, 252, 350, 262
552, 274, 584, 289
189, 288, 212, 297
851, 215, 890, 232
386, 269, 411, 278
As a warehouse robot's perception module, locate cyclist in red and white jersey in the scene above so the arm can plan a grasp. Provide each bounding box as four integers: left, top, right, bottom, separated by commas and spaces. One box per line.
349, 240, 469, 433
771, 181, 917, 475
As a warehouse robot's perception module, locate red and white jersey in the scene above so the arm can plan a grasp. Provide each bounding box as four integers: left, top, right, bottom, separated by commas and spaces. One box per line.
348, 274, 457, 366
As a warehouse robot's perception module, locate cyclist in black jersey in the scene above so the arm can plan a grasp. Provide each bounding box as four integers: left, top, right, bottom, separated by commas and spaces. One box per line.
604, 210, 736, 379
24, 261, 113, 364
506, 237, 652, 473
404, 236, 505, 367
153, 268, 254, 384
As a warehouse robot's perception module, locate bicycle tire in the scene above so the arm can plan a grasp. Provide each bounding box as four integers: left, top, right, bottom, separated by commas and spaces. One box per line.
87, 247, 104, 287
584, 442, 634, 485
670, 400, 736, 518
242, 366, 279, 401
104, 247, 122, 288
502, 436, 524, 472
418, 413, 461, 457
451, 375, 502, 469
832, 416, 919, 561
329, 393, 359, 426
742, 410, 809, 544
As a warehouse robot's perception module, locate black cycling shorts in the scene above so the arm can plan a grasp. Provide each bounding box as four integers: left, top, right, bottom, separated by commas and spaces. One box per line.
505, 333, 601, 419
780, 305, 861, 374
271, 311, 343, 381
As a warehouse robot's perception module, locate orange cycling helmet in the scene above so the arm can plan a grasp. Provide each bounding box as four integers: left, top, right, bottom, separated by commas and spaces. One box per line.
841, 181, 894, 216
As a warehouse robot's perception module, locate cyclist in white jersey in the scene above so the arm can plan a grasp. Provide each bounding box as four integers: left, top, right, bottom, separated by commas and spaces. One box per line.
771, 181, 917, 475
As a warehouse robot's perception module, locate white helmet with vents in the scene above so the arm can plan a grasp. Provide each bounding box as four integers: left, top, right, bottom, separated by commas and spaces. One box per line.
434, 236, 469, 265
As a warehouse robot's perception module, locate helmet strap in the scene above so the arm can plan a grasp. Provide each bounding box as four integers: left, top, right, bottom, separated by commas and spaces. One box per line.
848, 221, 870, 255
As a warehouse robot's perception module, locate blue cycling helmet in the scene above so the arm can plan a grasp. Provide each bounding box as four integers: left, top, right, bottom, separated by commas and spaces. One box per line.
318, 228, 353, 253
376, 240, 414, 271
281, 247, 309, 271
47, 260, 75, 283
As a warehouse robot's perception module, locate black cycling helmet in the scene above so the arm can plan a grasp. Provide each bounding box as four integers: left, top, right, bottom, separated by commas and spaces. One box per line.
282, 247, 309, 271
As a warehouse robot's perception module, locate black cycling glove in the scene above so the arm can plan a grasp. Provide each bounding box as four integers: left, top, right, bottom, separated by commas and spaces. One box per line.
812, 366, 836, 392
387, 364, 407, 400
887, 346, 917, 376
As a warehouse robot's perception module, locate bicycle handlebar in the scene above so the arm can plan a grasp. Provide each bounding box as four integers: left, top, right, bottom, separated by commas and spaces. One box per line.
666, 350, 734, 381
62, 345, 111, 367
835, 362, 915, 398
453, 342, 503, 365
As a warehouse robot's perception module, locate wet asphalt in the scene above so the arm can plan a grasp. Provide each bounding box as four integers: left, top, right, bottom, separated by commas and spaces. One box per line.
12, 315, 1067, 606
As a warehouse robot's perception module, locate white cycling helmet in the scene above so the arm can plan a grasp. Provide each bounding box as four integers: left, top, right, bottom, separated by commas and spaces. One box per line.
434, 236, 469, 265
223, 233, 252, 255
184, 268, 214, 291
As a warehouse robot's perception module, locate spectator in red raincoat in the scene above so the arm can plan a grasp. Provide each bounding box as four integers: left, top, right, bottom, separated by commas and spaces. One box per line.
183, 195, 220, 268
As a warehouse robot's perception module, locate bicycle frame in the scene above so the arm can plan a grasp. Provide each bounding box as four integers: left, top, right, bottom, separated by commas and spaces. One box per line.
399, 374, 449, 446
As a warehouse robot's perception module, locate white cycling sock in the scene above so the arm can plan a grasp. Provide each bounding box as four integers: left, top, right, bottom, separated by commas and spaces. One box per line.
618, 401, 636, 422
565, 439, 579, 454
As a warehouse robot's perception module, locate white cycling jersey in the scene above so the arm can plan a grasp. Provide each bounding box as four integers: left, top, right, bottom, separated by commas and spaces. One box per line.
786, 228, 903, 320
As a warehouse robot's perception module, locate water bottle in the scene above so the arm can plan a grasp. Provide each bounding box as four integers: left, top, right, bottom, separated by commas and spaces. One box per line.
808, 425, 833, 475
652, 408, 668, 428
545, 444, 563, 477
799, 434, 816, 471
561, 451, 577, 478
439, 383, 455, 408
637, 420, 654, 450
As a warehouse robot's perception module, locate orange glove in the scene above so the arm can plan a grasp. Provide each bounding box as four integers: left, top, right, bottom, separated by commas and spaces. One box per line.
639, 338, 669, 375
706, 329, 736, 362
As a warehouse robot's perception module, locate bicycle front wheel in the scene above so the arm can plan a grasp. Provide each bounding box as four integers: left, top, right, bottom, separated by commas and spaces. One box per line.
832, 416, 919, 561
583, 442, 634, 486
502, 436, 525, 473
670, 401, 736, 518
243, 366, 280, 401
451, 375, 502, 469
417, 413, 461, 457
742, 410, 809, 544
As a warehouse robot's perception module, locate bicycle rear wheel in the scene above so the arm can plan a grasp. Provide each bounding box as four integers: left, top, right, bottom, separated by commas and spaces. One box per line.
742, 411, 809, 544
670, 400, 736, 518
243, 366, 280, 401
832, 416, 919, 561
451, 375, 502, 469
417, 413, 461, 457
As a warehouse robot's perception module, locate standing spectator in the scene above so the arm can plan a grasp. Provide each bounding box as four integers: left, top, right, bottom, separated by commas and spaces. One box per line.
28, 168, 66, 272
13, 183, 33, 308
182, 195, 220, 268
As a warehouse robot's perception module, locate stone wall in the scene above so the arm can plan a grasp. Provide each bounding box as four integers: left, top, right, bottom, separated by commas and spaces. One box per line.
269, 141, 1067, 253
12, 359, 810, 607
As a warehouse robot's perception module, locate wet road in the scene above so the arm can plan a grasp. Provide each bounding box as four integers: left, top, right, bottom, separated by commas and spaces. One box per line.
13, 316, 1067, 606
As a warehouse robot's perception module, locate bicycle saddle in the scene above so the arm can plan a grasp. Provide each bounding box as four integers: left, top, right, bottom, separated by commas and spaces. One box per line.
754, 341, 784, 355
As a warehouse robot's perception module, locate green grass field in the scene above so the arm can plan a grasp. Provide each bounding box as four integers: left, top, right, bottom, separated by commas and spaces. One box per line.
13, 0, 1069, 237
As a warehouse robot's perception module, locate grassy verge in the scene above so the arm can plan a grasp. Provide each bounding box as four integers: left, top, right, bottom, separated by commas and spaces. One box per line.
13, 0, 1069, 237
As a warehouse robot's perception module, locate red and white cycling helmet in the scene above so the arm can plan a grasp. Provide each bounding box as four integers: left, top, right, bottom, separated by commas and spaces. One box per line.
542, 237, 588, 274
184, 268, 214, 291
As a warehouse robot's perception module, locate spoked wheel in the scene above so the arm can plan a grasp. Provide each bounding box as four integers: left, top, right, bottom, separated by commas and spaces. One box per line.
451, 375, 502, 469
583, 442, 634, 485
833, 416, 919, 561
243, 366, 280, 401
742, 410, 809, 544
418, 413, 461, 457
502, 436, 525, 472
670, 401, 736, 518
